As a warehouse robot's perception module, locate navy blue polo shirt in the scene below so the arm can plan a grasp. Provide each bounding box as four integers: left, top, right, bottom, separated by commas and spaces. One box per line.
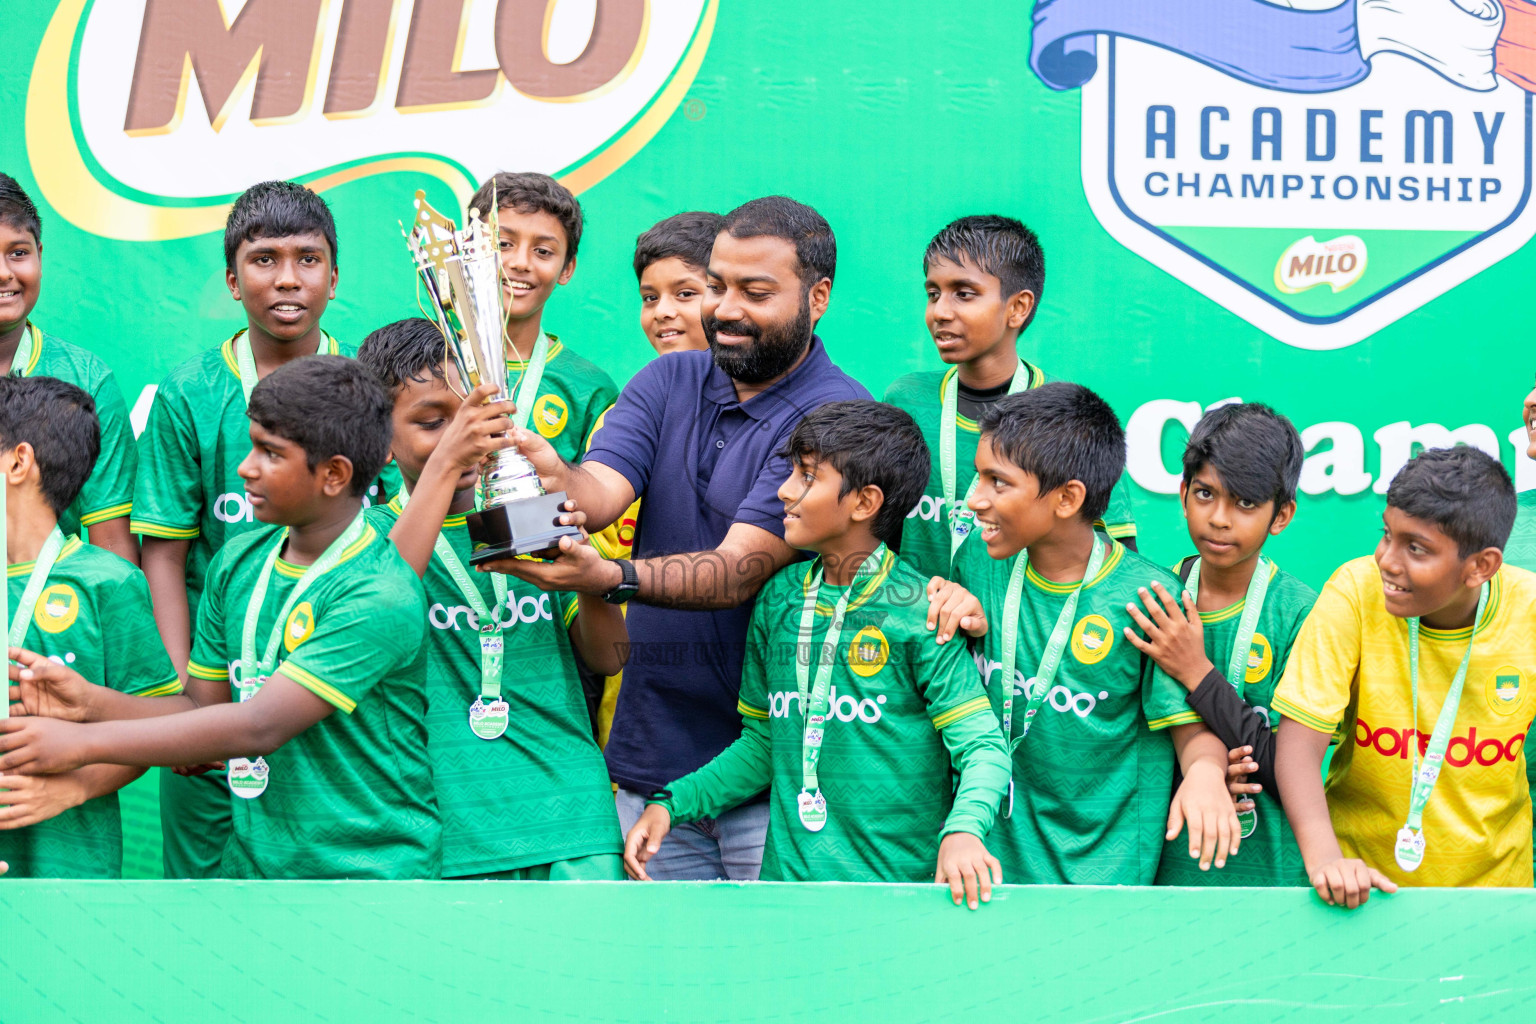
586, 336, 870, 793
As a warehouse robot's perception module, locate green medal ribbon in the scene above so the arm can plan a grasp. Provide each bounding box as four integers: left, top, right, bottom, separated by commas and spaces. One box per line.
1185, 554, 1272, 838
996, 536, 1108, 817
399, 488, 510, 740
509, 332, 551, 433
794, 543, 891, 832
234, 329, 340, 404
1395, 582, 1489, 873
6, 323, 38, 377
2, 523, 66, 720
938, 361, 1032, 565
237, 510, 368, 699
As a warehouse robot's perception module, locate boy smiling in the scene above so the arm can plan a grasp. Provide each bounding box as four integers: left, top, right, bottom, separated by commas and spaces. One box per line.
623, 400, 1009, 906
934, 383, 1238, 884
1275, 446, 1536, 904
0, 173, 138, 563
469, 173, 616, 463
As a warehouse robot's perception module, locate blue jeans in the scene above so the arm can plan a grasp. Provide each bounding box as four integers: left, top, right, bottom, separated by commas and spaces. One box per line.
615, 788, 768, 881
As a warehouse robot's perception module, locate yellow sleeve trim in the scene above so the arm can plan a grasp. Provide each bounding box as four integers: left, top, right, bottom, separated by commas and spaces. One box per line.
79, 502, 133, 526
1271, 695, 1338, 734
562, 596, 579, 628
931, 695, 994, 731
1147, 710, 1203, 731
1103, 521, 1138, 539
132, 678, 184, 698
280, 663, 358, 714
186, 659, 228, 681
130, 520, 199, 540
737, 699, 769, 720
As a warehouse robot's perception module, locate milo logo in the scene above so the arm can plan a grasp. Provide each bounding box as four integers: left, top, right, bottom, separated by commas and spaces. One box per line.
33, 0, 717, 240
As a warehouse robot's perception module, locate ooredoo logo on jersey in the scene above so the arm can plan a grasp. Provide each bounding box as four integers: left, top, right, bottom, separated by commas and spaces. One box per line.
29, 0, 716, 240
1034, 0, 1536, 350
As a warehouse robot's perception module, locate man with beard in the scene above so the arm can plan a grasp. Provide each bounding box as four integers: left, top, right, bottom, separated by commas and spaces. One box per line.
485, 196, 868, 879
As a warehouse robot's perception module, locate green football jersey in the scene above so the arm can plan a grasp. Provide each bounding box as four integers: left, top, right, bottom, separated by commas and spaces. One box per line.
131, 331, 396, 618
13, 324, 137, 538
515, 336, 619, 464
1154, 558, 1317, 887
0, 538, 178, 878
1500, 490, 1536, 875
665, 553, 1009, 882
186, 521, 439, 879
884, 364, 1139, 581
366, 497, 621, 877
954, 535, 1199, 884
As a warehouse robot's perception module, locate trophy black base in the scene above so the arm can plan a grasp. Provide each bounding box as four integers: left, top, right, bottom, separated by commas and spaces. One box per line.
466, 491, 582, 564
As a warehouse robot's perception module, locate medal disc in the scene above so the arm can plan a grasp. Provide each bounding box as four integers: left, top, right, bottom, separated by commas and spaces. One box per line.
1394, 826, 1426, 872
797, 789, 828, 832
228, 756, 270, 800
1237, 804, 1258, 840
468, 696, 510, 740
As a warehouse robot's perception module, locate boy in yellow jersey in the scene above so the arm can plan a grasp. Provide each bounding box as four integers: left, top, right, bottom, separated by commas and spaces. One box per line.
884, 216, 1137, 581
0, 173, 137, 563
131, 181, 391, 878
1275, 447, 1536, 906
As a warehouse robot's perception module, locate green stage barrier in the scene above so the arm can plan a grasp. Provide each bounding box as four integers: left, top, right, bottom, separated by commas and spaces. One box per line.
3, 881, 1532, 1022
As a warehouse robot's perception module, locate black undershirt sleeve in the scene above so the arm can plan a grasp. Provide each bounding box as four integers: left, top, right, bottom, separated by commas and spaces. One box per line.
1185, 669, 1279, 794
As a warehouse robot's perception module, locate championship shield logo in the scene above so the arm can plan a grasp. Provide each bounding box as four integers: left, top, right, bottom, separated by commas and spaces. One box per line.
1033, 0, 1536, 350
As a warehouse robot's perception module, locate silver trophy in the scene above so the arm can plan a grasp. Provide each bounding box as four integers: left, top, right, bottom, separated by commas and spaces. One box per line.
405, 189, 580, 562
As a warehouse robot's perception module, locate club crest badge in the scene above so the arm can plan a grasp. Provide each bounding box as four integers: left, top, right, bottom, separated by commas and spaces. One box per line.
1071, 614, 1114, 664
1034, 0, 1536, 349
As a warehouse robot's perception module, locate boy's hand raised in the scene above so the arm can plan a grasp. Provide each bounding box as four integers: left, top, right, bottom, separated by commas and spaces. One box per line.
1310, 857, 1397, 909
439, 381, 515, 473
0, 717, 88, 774
8, 647, 101, 723
925, 578, 988, 644
934, 832, 1002, 910
1123, 582, 1215, 691
623, 803, 673, 880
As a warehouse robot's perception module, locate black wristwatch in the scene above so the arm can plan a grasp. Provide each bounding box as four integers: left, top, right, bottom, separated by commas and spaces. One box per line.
603, 558, 640, 604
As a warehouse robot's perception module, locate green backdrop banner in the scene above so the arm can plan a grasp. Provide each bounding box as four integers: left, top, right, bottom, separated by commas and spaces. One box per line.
3, 881, 1533, 1022
6, 0, 1534, 593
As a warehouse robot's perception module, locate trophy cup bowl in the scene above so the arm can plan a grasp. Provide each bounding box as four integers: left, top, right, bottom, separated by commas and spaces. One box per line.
405, 190, 582, 563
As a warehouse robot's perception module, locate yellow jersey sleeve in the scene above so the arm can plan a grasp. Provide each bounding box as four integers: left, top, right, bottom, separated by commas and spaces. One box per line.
1272, 558, 1370, 734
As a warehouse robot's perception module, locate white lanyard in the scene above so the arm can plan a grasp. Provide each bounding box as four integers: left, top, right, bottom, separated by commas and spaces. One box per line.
793, 544, 890, 831
996, 537, 1107, 816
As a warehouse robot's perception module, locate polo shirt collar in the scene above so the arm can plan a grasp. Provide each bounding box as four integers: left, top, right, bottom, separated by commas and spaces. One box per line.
702, 334, 833, 419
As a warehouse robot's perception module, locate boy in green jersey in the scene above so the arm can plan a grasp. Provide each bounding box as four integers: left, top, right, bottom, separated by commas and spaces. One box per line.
1, 358, 439, 879
0, 174, 138, 564
625, 400, 1011, 908
883, 216, 1136, 581
358, 318, 628, 879
1123, 403, 1318, 886
932, 383, 1238, 884
0, 377, 177, 877
131, 181, 393, 878
469, 173, 617, 463
1511, 381, 1536, 875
